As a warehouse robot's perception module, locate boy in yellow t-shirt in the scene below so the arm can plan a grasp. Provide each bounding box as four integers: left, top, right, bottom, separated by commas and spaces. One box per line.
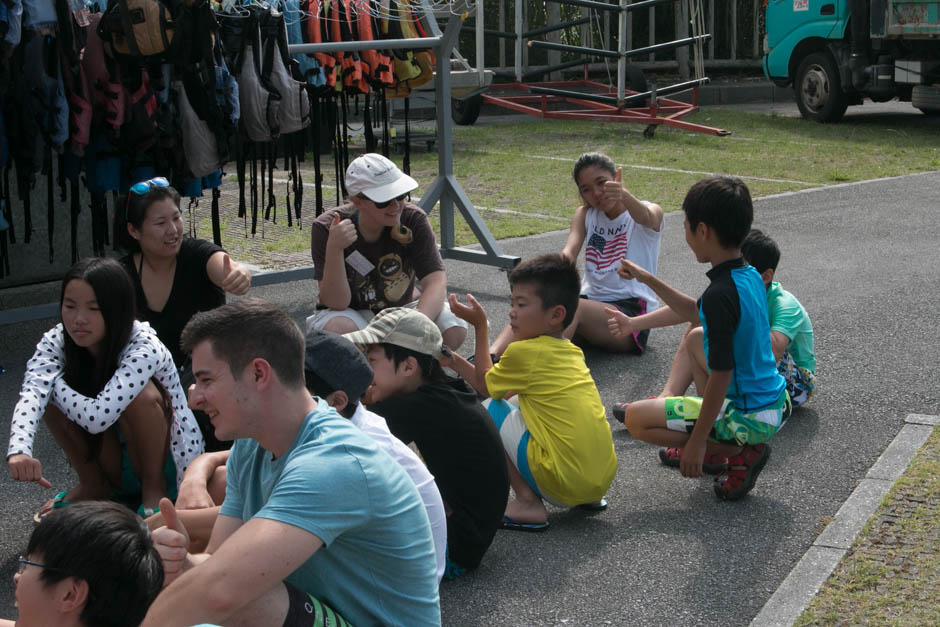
448, 254, 617, 532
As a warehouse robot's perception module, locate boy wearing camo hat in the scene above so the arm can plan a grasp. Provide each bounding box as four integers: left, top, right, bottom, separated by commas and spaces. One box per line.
345, 308, 509, 578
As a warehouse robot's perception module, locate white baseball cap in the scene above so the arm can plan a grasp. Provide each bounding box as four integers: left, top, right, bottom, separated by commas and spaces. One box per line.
345, 153, 418, 203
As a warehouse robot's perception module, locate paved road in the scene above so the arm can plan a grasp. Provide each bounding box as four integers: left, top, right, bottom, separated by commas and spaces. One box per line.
0, 172, 938, 624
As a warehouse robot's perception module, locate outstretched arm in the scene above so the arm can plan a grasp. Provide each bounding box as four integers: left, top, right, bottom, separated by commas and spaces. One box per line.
618, 259, 698, 323
604, 168, 664, 231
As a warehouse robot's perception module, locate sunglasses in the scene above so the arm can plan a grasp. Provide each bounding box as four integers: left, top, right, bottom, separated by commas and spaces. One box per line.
125, 177, 170, 219
361, 192, 407, 209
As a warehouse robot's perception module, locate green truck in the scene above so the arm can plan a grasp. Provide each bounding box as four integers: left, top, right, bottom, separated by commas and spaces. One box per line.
763, 0, 940, 121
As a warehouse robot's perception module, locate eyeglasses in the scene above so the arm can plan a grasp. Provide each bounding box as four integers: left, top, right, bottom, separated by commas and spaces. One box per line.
17, 556, 67, 575
360, 192, 407, 209
125, 177, 170, 220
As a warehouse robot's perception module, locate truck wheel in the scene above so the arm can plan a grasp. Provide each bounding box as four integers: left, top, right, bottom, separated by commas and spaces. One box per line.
452, 95, 483, 126
912, 85, 940, 115
794, 52, 848, 123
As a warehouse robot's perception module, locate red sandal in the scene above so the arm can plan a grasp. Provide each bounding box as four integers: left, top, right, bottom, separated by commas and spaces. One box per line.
658, 447, 729, 474
714, 444, 771, 501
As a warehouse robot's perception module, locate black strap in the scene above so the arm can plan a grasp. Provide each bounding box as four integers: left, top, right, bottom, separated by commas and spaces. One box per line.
2, 164, 14, 243
250, 142, 259, 235
267, 142, 276, 222
283, 135, 293, 228
363, 92, 375, 153
381, 92, 389, 157
312, 93, 323, 217
45, 150, 54, 263
70, 179, 80, 263
403, 97, 411, 175
116, 0, 143, 57
211, 187, 222, 246
292, 139, 301, 223
236, 133, 247, 218
260, 144, 267, 220
334, 97, 343, 203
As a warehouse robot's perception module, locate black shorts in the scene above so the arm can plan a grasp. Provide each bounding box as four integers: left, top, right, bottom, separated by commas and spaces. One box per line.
283, 581, 351, 627
581, 295, 651, 353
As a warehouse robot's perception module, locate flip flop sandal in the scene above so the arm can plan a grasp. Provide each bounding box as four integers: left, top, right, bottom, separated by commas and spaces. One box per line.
33, 491, 72, 525
576, 497, 608, 512
501, 515, 549, 532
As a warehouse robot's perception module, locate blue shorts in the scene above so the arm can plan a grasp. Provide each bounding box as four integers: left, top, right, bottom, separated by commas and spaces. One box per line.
483, 397, 564, 507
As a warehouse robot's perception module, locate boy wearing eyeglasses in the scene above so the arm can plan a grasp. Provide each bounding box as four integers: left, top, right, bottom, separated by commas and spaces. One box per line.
2, 501, 163, 627
309, 153, 467, 350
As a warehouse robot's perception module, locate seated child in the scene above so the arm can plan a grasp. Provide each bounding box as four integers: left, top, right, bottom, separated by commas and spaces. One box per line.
488, 152, 664, 357
740, 229, 816, 407
303, 329, 448, 583
2, 501, 163, 627
608, 228, 816, 434
448, 254, 618, 530
615, 176, 791, 501
342, 308, 510, 576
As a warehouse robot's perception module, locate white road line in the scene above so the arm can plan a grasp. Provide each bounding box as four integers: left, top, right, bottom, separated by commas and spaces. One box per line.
469, 151, 816, 186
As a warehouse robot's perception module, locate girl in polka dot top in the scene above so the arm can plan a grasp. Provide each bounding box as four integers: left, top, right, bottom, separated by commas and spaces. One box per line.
7, 257, 204, 520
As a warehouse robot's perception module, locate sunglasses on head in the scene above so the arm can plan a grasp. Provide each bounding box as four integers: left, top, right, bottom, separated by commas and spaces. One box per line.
361, 192, 407, 209
126, 177, 170, 219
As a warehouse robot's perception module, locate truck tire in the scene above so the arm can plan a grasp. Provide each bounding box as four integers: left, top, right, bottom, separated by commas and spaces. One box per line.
912, 85, 940, 115
794, 51, 848, 123
452, 94, 483, 126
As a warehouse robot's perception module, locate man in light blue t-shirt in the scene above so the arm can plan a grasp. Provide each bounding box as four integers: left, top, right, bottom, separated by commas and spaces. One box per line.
141, 300, 440, 627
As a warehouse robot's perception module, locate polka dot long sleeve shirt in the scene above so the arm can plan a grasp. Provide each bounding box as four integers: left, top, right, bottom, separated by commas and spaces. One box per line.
7, 321, 205, 487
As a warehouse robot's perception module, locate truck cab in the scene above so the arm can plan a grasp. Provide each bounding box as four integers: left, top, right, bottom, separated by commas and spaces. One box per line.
763, 0, 940, 121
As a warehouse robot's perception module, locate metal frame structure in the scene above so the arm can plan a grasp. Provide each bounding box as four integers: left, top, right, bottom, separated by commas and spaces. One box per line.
471, 0, 730, 135
289, 0, 520, 269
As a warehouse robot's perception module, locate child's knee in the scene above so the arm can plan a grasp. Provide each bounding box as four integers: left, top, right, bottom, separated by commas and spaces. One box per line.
124, 381, 167, 420
624, 398, 665, 436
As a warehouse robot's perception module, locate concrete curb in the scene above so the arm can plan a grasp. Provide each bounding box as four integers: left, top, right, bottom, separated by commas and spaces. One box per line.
749, 414, 938, 627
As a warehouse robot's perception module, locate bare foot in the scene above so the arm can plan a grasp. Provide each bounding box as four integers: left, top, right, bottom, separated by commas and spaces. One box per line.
504, 497, 548, 525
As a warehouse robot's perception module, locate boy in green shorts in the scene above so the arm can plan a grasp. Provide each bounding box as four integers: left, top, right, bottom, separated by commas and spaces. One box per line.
609, 228, 816, 473
616, 177, 791, 501
448, 254, 618, 530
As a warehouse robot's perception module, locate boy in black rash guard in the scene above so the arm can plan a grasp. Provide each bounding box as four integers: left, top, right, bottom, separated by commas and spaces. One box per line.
345, 308, 509, 578
614, 176, 790, 501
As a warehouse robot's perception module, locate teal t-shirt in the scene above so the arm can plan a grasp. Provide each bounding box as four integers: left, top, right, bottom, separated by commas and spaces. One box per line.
767, 281, 816, 372
220, 398, 441, 626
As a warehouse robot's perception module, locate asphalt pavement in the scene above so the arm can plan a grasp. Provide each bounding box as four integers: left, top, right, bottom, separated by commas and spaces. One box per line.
1, 165, 938, 624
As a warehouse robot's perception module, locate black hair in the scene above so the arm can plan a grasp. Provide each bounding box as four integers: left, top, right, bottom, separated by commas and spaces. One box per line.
380, 343, 449, 384
304, 369, 356, 418
682, 176, 753, 249
113, 184, 182, 253
60, 258, 137, 397
507, 253, 580, 328
572, 152, 616, 183
740, 228, 781, 274
180, 299, 306, 389
27, 501, 163, 627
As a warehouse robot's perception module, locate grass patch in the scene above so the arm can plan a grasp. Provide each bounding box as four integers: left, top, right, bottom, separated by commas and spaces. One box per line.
795, 428, 940, 626
195, 107, 940, 268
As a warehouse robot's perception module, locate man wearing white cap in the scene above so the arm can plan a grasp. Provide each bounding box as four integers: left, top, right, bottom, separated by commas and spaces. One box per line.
309, 153, 467, 350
